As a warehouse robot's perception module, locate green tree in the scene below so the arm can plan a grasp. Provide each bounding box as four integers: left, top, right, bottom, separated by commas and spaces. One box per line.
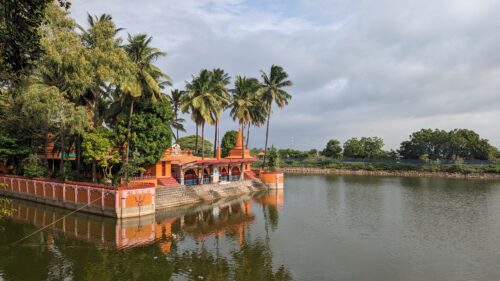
51, 97, 88, 178
177, 135, 213, 157
278, 149, 308, 159
38, 3, 92, 101
322, 139, 342, 158
118, 151, 146, 183
129, 99, 173, 165
183, 69, 220, 159
230, 75, 262, 177
246, 90, 267, 148
210, 68, 231, 156
400, 128, 496, 161
343, 137, 385, 159
221, 130, 238, 157
21, 154, 46, 178
121, 33, 171, 178
167, 89, 186, 141
448, 129, 495, 160
260, 65, 292, 169
3, 84, 76, 172
82, 128, 120, 182
0, 0, 70, 86
80, 13, 138, 129
267, 146, 280, 171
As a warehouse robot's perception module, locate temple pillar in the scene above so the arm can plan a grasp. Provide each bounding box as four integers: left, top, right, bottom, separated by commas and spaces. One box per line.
198, 166, 204, 184
212, 165, 220, 183
179, 170, 184, 185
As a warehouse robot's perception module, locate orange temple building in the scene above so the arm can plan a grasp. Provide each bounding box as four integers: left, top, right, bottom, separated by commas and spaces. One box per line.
141, 128, 257, 187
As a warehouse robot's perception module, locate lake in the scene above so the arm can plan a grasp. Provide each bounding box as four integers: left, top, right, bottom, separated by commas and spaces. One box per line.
2, 174, 500, 281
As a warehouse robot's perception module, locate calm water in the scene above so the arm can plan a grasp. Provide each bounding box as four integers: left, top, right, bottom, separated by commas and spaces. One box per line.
2, 175, 500, 281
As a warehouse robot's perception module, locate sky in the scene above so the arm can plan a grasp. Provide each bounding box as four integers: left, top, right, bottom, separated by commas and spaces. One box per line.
70, 0, 500, 150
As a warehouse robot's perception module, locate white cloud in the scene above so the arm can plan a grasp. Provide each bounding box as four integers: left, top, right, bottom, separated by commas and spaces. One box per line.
70, 0, 500, 150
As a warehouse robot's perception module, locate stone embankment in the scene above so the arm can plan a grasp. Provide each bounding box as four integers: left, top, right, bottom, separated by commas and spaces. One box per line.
279, 167, 500, 180
155, 179, 266, 210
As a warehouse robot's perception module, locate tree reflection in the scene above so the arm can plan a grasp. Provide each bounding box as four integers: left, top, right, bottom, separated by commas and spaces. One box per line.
0, 195, 292, 281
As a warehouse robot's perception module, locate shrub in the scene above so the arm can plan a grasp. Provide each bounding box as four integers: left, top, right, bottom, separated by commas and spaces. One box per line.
21, 154, 45, 178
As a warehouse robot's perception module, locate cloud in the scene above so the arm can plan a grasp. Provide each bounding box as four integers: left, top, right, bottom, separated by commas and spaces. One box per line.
70, 0, 500, 150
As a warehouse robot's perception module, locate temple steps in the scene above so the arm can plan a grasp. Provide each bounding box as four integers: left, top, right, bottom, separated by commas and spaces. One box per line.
157, 177, 181, 188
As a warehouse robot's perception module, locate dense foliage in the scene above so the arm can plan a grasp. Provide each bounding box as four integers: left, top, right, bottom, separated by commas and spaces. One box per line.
399, 129, 496, 161
177, 135, 213, 157
129, 100, 173, 165
221, 130, 238, 157
0, 2, 293, 182
0, 3, 177, 183
0, 0, 70, 85
321, 139, 342, 159
267, 146, 280, 170
343, 137, 385, 159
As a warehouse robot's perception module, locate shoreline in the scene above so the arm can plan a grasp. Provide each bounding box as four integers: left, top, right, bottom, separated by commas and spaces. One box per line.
278, 167, 500, 180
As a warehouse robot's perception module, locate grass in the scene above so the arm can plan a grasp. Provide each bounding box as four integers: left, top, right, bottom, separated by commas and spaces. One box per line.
277, 159, 500, 174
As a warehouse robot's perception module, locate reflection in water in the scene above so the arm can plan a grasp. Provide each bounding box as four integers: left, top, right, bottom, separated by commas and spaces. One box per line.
0, 190, 290, 280
8, 175, 500, 281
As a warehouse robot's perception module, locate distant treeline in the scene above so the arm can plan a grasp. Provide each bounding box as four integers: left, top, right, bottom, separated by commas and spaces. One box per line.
263, 128, 498, 162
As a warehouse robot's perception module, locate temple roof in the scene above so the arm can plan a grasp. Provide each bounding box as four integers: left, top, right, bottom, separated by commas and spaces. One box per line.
160, 129, 256, 166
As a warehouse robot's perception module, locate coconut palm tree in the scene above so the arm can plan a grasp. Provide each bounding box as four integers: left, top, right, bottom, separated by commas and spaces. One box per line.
210, 68, 231, 156
80, 14, 132, 179
246, 94, 267, 148
260, 65, 292, 169
167, 89, 186, 141
230, 76, 261, 179
183, 69, 217, 159
122, 33, 171, 177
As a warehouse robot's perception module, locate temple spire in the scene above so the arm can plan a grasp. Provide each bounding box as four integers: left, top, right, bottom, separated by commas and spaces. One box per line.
235, 127, 244, 149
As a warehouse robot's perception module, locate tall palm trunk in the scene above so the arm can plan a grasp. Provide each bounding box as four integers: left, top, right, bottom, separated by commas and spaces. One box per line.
60, 131, 65, 178
240, 124, 245, 181
124, 98, 135, 180
195, 124, 199, 155
262, 104, 271, 169
76, 134, 81, 177
213, 120, 218, 157
201, 122, 205, 160
174, 107, 179, 141
92, 161, 96, 182
217, 120, 220, 152
246, 124, 250, 147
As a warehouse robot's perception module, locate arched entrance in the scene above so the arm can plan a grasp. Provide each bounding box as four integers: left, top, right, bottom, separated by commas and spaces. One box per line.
230, 166, 240, 181
220, 167, 229, 181
203, 168, 211, 184
184, 169, 198, 185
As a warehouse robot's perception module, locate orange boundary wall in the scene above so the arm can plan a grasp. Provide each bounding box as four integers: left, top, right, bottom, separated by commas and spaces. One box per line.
0, 175, 156, 218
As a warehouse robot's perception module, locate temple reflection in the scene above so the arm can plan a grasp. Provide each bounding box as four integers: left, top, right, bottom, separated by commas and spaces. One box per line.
5, 190, 285, 252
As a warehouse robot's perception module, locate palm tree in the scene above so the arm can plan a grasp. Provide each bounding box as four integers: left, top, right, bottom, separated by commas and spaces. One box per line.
80, 13, 126, 180
230, 76, 261, 179
183, 69, 217, 159
210, 68, 231, 156
167, 89, 186, 141
122, 33, 171, 177
260, 65, 292, 169
246, 93, 267, 148
79, 13, 123, 128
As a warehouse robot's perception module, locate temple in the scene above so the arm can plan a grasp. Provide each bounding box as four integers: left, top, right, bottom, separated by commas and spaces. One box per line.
141, 128, 257, 187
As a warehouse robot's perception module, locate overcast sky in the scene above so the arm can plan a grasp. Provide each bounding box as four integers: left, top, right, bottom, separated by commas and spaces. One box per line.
70, 0, 500, 150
